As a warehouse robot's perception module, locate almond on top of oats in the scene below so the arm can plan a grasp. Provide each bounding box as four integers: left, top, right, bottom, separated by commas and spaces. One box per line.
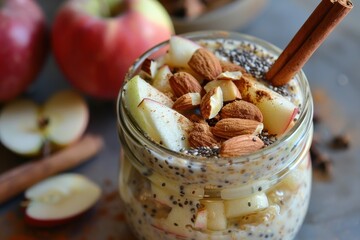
220, 100, 263, 122
220, 135, 264, 157
212, 118, 263, 139
188, 48, 222, 81
169, 71, 202, 97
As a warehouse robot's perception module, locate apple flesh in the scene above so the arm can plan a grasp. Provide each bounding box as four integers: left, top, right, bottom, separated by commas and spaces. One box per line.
52, 0, 174, 99
224, 192, 269, 219
137, 98, 193, 151
165, 36, 201, 68
24, 173, 101, 227
0, 0, 47, 101
0, 90, 89, 156
235, 75, 298, 135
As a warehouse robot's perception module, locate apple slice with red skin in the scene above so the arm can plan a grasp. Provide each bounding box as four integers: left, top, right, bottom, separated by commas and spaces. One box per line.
235, 75, 299, 135
165, 36, 201, 68
137, 98, 193, 151
24, 173, 101, 227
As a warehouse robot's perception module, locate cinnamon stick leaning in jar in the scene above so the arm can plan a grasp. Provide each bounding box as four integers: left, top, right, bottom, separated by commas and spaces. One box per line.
266, 0, 353, 86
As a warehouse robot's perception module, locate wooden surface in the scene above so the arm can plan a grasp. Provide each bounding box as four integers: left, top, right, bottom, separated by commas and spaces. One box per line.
0, 0, 359, 239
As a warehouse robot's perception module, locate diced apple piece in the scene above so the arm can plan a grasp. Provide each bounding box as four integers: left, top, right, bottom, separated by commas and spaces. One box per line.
201, 200, 227, 231
194, 208, 208, 230
151, 182, 173, 206
204, 80, 241, 102
221, 180, 271, 200
138, 98, 193, 151
224, 192, 269, 219
236, 204, 280, 226
153, 206, 192, 238
42, 90, 89, 147
123, 75, 173, 132
235, 75, 298, 135
217, 71, 243, 81
277, 169, 302, 192
25, 173, 101, 227
165, 36, 200, 68
0, 99, 43, 155
152, 65, 174, 96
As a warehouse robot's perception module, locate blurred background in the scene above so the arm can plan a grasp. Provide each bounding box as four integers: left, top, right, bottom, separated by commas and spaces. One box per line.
0, 0, 359, 239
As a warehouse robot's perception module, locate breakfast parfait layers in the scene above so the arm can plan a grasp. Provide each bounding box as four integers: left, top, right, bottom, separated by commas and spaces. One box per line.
118, 33, 313, 240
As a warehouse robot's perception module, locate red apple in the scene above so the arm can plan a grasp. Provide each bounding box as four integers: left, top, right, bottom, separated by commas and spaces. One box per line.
0, 0, 47, 102
52, 0, 174, 100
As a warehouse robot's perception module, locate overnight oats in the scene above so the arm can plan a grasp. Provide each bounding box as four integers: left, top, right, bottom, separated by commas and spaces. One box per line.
117, 31, 313, 240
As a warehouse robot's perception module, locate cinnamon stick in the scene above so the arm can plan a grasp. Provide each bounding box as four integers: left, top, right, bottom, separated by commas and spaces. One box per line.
266, 0, 353, 86
0, 134, 104, 205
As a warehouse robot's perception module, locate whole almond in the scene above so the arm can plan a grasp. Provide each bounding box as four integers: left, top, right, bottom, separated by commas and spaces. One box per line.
189, 123, 219, 148
188, 48, 222, 81
141, 58, 157, 78
169, 72, 202, 97
220, 135, 264, 157
200, 86, 223, 119
220, 61, 246, 73
173, 92, 201, 111
220, 100, 263, 122
212, 118, 263, 139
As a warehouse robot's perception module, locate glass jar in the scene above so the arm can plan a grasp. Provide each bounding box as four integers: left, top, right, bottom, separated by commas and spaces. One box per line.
116, 31, 313, 240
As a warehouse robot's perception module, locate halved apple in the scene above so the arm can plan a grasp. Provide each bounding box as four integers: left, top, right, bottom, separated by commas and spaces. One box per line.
0, 90, 89, 155
165, 36, 200, 68
235, 75, 298, 135
137, 98, 193, 151
24, 173, 101, 227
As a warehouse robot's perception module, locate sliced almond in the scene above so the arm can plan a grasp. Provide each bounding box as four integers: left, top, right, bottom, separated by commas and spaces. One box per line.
173, 92, 201, 111
212, 118, 263, 139
220, 61, 246, 73
216, 71, 243, 81
220, 135, 264, 157
169, 72, 202, 97
204, 80, 241, 102
141, 58, 157, 78
200, 86, 223, 119
188, 48, 222, 81
220, 100, 263, 122
189, 123, 219, 148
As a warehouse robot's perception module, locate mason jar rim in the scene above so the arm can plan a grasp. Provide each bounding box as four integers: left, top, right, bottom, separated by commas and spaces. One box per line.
116, 30, 313, 167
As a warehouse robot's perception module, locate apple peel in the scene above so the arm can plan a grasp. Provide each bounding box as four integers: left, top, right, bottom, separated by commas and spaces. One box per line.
24, 173, 101, 227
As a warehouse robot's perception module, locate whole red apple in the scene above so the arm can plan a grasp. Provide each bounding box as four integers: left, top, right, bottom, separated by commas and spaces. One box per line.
0, 0, 47, 102
52, 0, 174, 100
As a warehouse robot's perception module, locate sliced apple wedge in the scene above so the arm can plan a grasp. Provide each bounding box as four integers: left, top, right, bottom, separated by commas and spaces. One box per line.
165, 36, 200, 68
235, 75, 298, 135
152, 64, 174, 96
24, 173, 101, 227
0, 99, 43, 155
204, 80, 241, 102
42, 90, 89, 147
194, 208, 207, 230
0, 90, 89, 156
138, 98, 193, 151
